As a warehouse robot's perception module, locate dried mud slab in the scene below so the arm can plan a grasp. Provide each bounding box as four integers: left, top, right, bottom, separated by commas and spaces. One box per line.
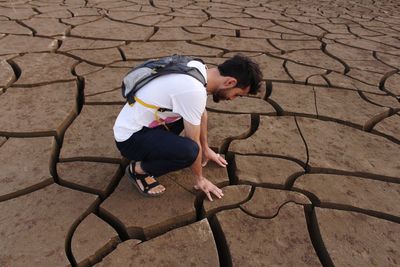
294, 174, 400, 217
0, 137, 5, 147
157, 16, 206, 27
347, 69, 382, 87
167, 160, 230, 193
375, 52, 400, 69
169, 8, 207, 18
121, 41, 223, 60
314, 86, 388, 127
61, 16, 101, 27
225, 17, 275, 29
67, 48, 123, 66
74, 62, 103, 77
235, 155, 304, 186
281, 49, 344, 72
205, 10, 250, 19
316, 23, 348, 34
297, 117, 400, 177
0, 60, 15, 88
0, 20, 32, 35
60, 105, 121, 161
0, 137, 54, 201
184, 26, 235, 36
128, 14, 171, 26
0, 7, 37, 19
206, 95, 275, 114
270, 39, 322, 52
325, 42, 375, 61
308, 75, 329, 86
252, 54, 291, 81
69, 7, 100, 17
97, 220, 219, 266
150, 27, 209, 41
277, 21, 326, 36
240, 28, 281, 39
361, 92, 400, 109
241, 188, 310, 217
84, 67, 129, 103
384, 73, 400, 96
324, 72, 380, 93
71, 18, 153, 41
337, 38, 400, 56
57, 161, 121, 198
59, 37, 124, 52
13, 53, 76, 86
315, 208, 400, 266
285, 61, 327, 84
0, 184, 98, 266
230, 116, 307, 164
35, 8, 72, 19
23, 17, 70, 36
0, 82, 77, 136
201, 18, 249, 30
194, 36, 280, 53
269, 83, 317, 115
215, 203, 320, 266
105, 8, 154, 20
244, 9, 293, 21
72, 214, 119, 266
347, 59, 394, 75
99, 175, 196, 238
207, 112, 251, 150
373, 113, 400, 141
203, 185, 251, 216
0, 35, 58, 55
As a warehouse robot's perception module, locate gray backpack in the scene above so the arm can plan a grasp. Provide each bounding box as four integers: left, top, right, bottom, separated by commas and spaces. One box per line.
121, 55, 207, 109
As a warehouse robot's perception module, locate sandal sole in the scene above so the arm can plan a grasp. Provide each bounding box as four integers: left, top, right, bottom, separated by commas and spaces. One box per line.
125, 166, 164, 197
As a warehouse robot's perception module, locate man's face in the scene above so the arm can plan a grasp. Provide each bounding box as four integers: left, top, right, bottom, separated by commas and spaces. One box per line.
212, 86, 250, 103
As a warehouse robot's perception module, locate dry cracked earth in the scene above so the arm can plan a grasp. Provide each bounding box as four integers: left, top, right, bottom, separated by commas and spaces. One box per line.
1, 0, 400, 266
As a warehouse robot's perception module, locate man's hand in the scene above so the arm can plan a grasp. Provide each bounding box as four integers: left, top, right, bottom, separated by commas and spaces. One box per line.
202, 146, 228, 167
194, 177, 224, 201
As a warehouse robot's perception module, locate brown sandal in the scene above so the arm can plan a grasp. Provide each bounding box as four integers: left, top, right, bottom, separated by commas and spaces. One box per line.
125, 165, 164, 197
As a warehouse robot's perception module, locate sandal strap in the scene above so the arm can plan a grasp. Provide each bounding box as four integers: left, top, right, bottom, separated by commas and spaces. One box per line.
136, 175, 160, 193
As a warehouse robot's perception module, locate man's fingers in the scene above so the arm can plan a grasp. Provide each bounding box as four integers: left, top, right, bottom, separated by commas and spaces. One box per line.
206, 191, 213, 201
216, 157, 227, 167
218, 188, 224, 196
219, 156, 228, 165
212, 189, 223, 199
216, 154, 228, 166
201, 159, 209, 167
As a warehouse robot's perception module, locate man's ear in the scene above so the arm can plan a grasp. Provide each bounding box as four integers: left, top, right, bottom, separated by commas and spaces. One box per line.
223, 77, 237, 88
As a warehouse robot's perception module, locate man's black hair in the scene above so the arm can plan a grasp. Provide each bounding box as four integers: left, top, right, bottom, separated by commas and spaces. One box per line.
217, 54, 263, 95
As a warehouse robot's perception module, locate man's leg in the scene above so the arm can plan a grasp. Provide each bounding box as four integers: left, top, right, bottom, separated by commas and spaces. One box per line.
136, 128, 199, 177
116, 124, 198, 194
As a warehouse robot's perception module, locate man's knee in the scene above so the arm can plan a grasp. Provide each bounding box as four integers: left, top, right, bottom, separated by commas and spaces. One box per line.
181, 139, 199, 166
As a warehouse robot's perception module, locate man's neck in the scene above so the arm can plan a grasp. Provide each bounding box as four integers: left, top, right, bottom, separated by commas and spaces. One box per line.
205, 68, 220, 94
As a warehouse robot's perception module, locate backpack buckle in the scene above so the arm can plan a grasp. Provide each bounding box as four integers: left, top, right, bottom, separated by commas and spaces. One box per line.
157, 107, 172, 112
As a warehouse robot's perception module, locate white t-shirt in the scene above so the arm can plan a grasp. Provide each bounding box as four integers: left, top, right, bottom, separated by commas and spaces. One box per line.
113, 60, 207, 142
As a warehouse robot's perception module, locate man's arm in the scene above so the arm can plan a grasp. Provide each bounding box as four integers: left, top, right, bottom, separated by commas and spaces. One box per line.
199, 110, 228, 167
184, 119, 203, 179
200, 110, 208, 148
184, 119, 224, 201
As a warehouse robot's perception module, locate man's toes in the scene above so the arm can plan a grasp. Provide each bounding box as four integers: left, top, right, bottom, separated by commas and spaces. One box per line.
149, 185, 165, 194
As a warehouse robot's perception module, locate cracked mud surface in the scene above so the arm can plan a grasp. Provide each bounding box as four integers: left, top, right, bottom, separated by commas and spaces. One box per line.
0, 0, 399, 266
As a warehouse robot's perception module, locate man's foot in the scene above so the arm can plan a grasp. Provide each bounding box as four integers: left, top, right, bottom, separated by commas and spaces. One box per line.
126, 163, 165, 197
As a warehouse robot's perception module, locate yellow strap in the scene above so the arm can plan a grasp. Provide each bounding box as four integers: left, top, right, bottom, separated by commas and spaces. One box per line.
133, 96, 160, 110
132, 96, 170, 131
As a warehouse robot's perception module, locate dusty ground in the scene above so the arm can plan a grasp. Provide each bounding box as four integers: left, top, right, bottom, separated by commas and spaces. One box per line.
1, 0, 400, 266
